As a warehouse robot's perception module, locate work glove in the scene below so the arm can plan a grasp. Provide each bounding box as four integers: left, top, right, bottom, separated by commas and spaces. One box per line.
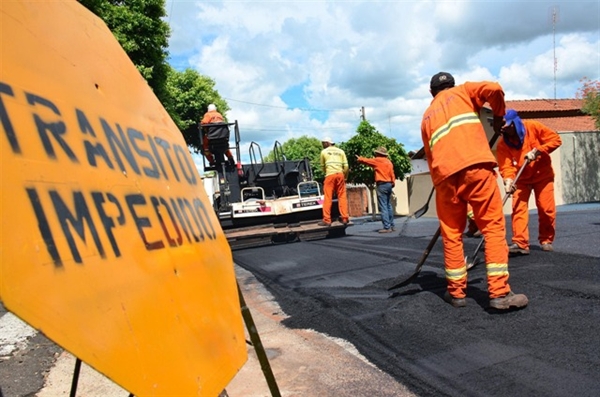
504, 179, 516, 194
524, 148, 540, 161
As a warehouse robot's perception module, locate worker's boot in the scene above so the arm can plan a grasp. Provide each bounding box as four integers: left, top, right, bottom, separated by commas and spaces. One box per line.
508, 243, 529, 255
541, 243, 554, 252
443, 291, 466, 308
489, 291, 528, 310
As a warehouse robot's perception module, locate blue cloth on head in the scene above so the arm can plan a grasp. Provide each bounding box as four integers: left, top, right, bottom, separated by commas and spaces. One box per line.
502, 109, 525, 149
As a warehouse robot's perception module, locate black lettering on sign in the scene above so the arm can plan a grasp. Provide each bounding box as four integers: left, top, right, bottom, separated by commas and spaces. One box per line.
151, 196, 182, 247
174, 144, 197, 185
26, 92, 77, 162
169, 197, 193, 243
148, 135, 169, 180
193, 198, 217, 240
50, 190, 106, 264
101, 118, 140, 176
26, 188, 62, 267
91, 191, 125, 258
154, 137, 180, 182
177, 197, 204, 242
128, 128, 160, 179
77, 109, 114, 170
0, 82, 20, 153
26, 186, 219, 266
125, 193, 165, 250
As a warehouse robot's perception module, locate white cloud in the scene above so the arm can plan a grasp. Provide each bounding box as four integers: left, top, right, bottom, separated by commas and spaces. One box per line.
165, 0, 600, 161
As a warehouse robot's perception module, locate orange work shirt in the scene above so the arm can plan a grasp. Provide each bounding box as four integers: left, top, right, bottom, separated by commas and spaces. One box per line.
497, 120, 562, 184
421, 81, 506, 186
201, 110, 224, 124
357, 156, 395, 184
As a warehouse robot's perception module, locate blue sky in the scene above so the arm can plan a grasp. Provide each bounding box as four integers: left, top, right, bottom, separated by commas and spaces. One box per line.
163, 0, 600, 168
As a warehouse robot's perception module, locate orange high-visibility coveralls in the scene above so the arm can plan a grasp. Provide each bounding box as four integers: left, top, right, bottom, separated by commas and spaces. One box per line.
200, 110, 233, 164
421, 81, 511, 300
320, 145, 349, 224
497, 120, 562, 249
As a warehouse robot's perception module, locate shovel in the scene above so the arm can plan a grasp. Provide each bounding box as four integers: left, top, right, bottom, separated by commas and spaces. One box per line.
465, 157, 531, 270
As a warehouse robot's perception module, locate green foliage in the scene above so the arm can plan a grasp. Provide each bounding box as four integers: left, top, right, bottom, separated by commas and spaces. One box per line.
576, 77, 600, 129
164, 67, 230, 152
78, 0, 171, 105
340, 120, 411, 187
265, 136, 325, 181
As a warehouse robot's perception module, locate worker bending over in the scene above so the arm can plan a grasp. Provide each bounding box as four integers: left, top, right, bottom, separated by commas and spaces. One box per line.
497, 109, 562, 255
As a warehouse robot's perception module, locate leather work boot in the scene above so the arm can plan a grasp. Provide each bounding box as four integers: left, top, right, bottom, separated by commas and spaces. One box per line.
318, 221, 331, 227
541, 243, 554, 252
489, 291, 528, 310
337, 216, 349, 225
508, 243, 530, 255
444, 291, 466, 308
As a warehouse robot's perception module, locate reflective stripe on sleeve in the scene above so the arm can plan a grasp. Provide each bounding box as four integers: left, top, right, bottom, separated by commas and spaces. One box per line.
429, 112, 480, 150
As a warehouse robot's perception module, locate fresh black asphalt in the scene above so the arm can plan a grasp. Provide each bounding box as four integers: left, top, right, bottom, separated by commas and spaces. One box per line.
233, 203, 600, 397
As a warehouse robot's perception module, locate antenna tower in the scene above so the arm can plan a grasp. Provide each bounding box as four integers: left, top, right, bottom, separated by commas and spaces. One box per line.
552, 6, 559, 100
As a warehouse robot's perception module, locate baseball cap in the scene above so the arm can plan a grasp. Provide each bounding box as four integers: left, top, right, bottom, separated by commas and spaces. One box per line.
503, 109, 520, 127
430, 72, 455, 90
321, 137, 334, 144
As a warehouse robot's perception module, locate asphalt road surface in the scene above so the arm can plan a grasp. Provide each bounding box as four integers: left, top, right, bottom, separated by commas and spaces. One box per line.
232, 203, 600, 397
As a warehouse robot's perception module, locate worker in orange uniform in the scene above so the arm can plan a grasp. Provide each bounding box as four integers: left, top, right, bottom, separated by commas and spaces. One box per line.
319, 137, 349, 226
356, 146, 396, 233
497, 109, 562, 255
200, 104, 234, 166
421, 72, 527, 311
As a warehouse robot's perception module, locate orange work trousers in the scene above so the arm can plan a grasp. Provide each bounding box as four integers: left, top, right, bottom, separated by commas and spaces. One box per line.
202, 135, 233, 164
322, 172, 349, 223
435, 164, 511, 299
510, 177, 556, 249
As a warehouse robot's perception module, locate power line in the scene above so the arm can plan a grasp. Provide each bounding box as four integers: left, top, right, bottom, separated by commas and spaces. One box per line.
223, 97, 357, 113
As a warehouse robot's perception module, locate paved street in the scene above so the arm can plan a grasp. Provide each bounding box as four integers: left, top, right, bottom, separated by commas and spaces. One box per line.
232, 203, 600, 397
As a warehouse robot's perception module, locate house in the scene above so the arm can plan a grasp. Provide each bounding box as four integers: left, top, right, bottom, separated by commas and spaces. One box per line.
397, 98, 600, 218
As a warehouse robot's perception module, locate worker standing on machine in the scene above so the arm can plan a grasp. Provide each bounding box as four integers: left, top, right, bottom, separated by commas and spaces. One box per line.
421, 72, 528, 311
497, 109, 562, 255
200, 103, 234, 166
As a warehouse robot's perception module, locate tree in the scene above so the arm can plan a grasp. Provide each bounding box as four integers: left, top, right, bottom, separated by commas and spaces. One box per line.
265, 136, 325, 181
78, 0, 171, 106
576, 77, 600, 129
164, 67, 230, 152
339, 120, 412, 216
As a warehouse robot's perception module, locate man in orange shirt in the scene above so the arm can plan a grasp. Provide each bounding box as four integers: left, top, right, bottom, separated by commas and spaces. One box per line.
421, 72, 527, 311
497, 109, 562, 255
200, 104, 234, 166
356, 146, 396, 233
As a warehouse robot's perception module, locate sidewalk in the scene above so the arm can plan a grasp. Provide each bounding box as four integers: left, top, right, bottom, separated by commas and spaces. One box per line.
225, 266, 415, 397
35, 265, 413, 397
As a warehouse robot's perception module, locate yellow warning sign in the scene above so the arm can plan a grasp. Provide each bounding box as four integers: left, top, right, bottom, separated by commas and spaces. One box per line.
0, 1, 246, 395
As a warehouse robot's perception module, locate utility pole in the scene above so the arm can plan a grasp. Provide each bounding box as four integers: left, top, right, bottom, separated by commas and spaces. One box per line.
551, 6, 559, 101
360, 106, 365, 121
